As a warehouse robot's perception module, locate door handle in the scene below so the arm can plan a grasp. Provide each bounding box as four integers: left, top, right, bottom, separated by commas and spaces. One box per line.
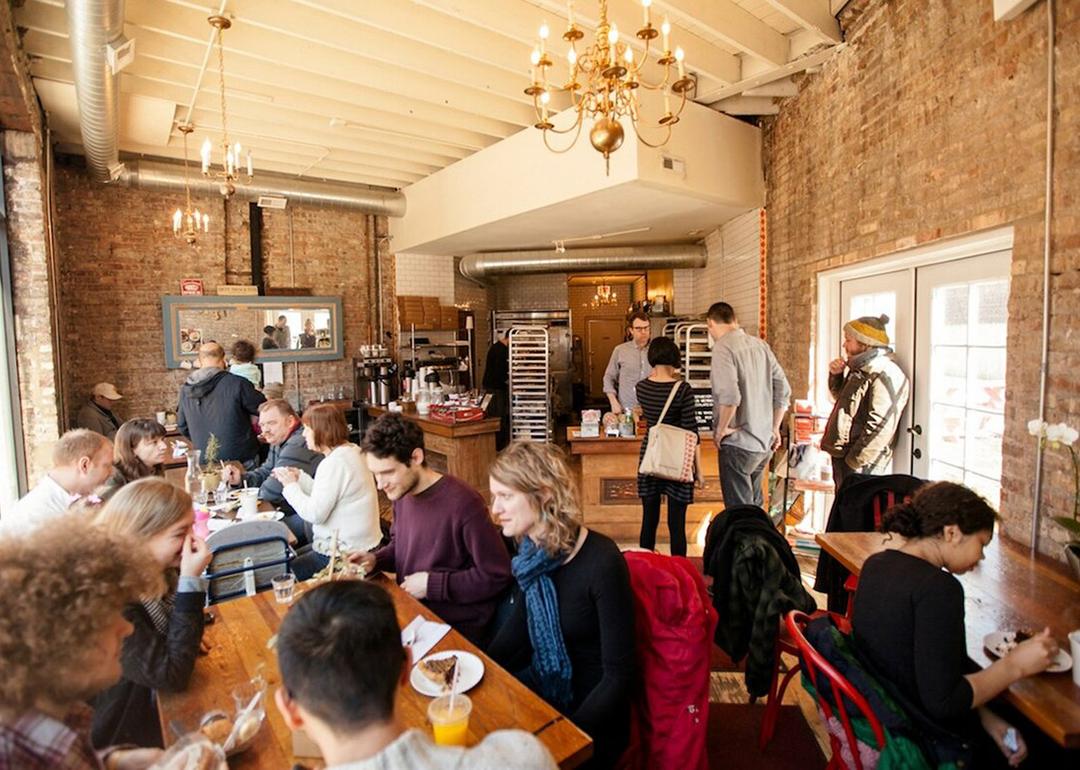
906, 424, 923, 436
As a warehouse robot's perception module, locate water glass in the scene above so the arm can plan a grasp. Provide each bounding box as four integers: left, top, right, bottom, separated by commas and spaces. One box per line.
213, 486, 229, 507
272, 573, 296, 605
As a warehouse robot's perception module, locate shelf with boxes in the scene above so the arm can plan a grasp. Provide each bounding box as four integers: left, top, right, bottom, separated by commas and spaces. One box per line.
396, 295, 462, 331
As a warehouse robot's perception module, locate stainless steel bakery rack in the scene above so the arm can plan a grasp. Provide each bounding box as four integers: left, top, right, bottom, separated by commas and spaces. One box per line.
672, 321, 715, 434
508, 325, 552, 442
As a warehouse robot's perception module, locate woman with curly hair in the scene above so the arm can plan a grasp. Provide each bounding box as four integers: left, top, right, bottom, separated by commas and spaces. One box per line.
90, 477, 212, 748
485, 441, 636, 769
852, 481, 1060, 768
0, 513, 164, 769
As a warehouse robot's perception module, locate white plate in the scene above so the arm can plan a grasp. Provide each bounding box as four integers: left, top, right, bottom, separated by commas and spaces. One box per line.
409, 650, 484, 696
238, 510, 284, 522
983, 630, 1073, 673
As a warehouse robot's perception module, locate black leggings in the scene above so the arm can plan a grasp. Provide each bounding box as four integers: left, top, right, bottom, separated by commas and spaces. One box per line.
639, 494, 688, 556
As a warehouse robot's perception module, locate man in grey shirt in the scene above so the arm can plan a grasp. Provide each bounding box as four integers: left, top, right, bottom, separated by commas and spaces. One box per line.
707, 302, 791, 508
602, 311, 652, 414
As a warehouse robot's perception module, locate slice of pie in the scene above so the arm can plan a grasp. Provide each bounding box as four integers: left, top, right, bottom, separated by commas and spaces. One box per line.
418, 655, 458, 690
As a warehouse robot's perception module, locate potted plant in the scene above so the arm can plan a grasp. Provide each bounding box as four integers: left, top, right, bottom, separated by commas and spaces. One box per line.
1027, 419, 1080, 577
199, 433, 223, 493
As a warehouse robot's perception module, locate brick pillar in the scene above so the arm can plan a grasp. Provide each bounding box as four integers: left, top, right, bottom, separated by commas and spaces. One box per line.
2, 131, 60, 482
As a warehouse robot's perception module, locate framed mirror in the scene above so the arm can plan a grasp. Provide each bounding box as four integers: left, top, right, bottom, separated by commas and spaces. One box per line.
161, 295, 344, 368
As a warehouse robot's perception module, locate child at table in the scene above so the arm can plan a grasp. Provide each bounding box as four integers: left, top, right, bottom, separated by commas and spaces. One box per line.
273, 580, 557, 769
90, 477, 212, 749
852, 481, 1059, 768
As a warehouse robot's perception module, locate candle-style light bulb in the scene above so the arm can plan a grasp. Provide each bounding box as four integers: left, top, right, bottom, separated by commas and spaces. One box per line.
539, 21, 549, 54
624, 46, 634, 65
203, 213, 210, 232
642, 0, 651, 26
540, 89, 550, 121
608, 24, 618, 66
568, 47, 577, 66
675, 46, 685, 78
661, 17, 671, 51
200, 138, 211, 172
173, 209, 182, 234
568, 1, 575, 28
246, 151, 253, 177
531, 47, 541, 65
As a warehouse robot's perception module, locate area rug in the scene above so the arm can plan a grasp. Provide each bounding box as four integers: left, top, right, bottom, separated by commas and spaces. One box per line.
707, 703, 826, 770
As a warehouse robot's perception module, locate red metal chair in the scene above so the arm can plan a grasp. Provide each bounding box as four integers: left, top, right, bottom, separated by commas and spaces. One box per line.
783, 610, 886, 770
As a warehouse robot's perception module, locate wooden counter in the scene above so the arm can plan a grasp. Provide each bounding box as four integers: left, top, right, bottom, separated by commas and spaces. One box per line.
367, 406, 499, 502
566, 428, 724, 545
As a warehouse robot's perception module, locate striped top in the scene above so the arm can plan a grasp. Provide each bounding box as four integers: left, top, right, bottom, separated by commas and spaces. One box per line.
636, 378, 699, 502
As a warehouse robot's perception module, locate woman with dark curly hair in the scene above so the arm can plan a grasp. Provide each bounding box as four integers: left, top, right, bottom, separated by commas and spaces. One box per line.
90, 477, 212, 749
0, 513, 163, 769
852, 481, 1059, 768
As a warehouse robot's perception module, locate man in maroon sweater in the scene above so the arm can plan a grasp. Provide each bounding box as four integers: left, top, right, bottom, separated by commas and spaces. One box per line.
352, 414, 512, 643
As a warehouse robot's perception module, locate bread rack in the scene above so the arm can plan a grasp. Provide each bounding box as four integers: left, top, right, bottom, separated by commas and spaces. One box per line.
508, 325, 552, 442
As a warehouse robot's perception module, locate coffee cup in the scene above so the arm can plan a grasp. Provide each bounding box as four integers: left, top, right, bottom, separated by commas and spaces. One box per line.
156, 411, 167, 425
238, 488, 259, 518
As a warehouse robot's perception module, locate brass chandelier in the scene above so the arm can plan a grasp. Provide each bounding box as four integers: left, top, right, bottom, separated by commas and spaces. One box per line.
591, 284, 619, 307
171, 124, 209, 245
200, 15, 252, 198
526, 0, 693, 171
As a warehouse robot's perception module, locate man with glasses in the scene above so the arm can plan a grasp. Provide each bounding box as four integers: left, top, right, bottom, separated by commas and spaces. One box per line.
603, 311, 653, 415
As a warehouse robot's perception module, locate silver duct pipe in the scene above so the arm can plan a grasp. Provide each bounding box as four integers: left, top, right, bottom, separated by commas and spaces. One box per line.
66, 1, 406, 215
116, 160, 406, 217
459, 243, 706, 281
66, 0, 125, 182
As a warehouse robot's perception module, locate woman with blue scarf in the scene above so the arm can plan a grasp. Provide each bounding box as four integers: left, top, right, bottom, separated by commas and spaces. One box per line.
486, 442, 636, 768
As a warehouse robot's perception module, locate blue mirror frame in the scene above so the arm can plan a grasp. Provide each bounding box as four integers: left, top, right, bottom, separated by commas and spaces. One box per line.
161, 295, 344, 368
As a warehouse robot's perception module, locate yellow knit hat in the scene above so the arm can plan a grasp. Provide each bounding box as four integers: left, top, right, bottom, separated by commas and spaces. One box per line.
844, 315, 890, 347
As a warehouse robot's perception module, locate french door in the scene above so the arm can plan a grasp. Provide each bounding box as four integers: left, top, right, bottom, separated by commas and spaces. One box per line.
833, 250, 1011, 507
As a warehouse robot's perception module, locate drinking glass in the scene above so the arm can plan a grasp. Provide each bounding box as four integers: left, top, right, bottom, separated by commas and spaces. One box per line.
271, 573, 296, 604
428, 693, 471, 746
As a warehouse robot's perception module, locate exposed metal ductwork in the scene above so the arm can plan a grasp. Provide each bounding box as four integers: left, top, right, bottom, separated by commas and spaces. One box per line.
116, 160, 407, 217
66, 0, 125, 182
65, 0, 407, 216
459, 244, 706, 282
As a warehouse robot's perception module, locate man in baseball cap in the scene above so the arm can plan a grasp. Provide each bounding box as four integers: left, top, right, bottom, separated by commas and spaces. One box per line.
821, 315, 910, 488
75, 382, 123, 439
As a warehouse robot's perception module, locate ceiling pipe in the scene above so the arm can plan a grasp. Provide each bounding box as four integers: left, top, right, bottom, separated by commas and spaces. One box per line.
116, 159, 406, 217
65, 0, 125, 182
65, 0, 406, 216
459, 244, 706, 282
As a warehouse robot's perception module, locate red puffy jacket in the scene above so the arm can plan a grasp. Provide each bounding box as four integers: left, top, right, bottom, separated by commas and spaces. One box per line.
619, 551, 718, 770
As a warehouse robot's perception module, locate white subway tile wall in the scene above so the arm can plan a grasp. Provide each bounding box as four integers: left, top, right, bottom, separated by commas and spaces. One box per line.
495, 273, 570, 310
689, 210, 762, 336
394, 253, 456, 305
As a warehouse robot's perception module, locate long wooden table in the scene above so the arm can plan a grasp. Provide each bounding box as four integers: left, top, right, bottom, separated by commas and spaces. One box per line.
816, 531, 1080, 748
157, 575, 593, 767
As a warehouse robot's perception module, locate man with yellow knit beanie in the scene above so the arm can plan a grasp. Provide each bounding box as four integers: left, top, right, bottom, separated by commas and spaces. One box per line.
821, 314, 910, 488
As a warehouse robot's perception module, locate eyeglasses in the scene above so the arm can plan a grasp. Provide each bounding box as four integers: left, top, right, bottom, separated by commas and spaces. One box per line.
631, 326, 650, 332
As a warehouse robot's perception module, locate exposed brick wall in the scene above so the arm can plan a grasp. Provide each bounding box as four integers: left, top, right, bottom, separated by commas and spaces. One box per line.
51, 157, 391, 425
761, 0, 1080, 554
3, 131, 59, 483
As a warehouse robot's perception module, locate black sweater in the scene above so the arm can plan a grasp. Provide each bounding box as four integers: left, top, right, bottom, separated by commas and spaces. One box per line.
90, 587, 206, 748
177, 369, 266, 463
487, 530, 636, 768
851, 550, 975, 723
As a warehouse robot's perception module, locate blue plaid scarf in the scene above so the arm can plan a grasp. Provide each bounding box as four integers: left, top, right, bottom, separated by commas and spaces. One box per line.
512, 537, 573, 709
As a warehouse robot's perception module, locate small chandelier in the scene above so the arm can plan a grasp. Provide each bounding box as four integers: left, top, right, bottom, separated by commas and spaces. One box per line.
526, 0, 693, 171
591, 284, 618, 308
200, 15, 252, 198
171, 124, 209, 245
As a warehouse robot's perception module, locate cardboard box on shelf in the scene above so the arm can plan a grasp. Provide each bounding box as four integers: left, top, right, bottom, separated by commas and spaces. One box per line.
439, 306, 459, 330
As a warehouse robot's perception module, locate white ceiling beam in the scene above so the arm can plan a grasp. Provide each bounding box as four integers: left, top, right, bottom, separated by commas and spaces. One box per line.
21, 20, 519, 143
743, 78, 798, 98
119, 0, 541, 127
699, 43, 841, 103
654, 0, 789, 66
761, 0, 842, 44
418, 0, 741, 85
172, 0, 542, 108
713, 95, 778, 116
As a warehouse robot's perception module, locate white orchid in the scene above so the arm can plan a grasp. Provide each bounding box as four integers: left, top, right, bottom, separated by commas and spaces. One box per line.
1028, 419, 1047, 438
1031, 416, 1080, 543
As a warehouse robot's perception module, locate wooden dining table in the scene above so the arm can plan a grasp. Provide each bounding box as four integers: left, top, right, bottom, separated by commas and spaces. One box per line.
815, 531, 1080, 748
157, 575, 593, 768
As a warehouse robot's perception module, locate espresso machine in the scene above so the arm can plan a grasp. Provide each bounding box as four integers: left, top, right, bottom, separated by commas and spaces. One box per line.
354, 346, 396, 406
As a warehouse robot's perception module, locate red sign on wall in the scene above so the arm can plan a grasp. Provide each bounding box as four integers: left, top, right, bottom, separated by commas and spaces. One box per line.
179, 278, 204, 296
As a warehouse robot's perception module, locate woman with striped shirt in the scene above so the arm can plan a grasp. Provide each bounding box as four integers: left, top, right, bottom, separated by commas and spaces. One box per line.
635, 336, 702, 556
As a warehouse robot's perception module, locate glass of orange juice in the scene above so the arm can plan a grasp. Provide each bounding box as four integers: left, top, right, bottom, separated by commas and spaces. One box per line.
428, 693, 471, 746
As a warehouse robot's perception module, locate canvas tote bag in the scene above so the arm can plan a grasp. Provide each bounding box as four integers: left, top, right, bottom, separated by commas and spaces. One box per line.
638, 382, 698, 482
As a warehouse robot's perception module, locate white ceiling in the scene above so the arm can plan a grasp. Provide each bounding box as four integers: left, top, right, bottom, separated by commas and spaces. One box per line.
17, 0, 843, 190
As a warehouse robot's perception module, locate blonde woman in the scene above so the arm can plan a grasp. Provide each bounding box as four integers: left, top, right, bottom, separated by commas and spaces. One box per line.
91, 477, 212, 748
486, 441, 636, 769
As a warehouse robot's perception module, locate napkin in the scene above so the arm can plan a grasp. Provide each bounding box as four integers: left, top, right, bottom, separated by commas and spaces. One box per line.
401, 616, 450, 662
